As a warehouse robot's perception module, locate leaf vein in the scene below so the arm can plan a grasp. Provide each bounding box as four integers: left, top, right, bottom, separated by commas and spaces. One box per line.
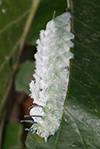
0, 9, 30, 34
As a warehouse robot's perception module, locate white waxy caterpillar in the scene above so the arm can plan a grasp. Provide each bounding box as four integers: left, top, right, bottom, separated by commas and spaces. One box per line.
26, 12, 74, 142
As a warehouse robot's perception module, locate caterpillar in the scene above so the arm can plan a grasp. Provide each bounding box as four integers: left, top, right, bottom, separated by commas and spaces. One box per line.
21, 12, 74, 142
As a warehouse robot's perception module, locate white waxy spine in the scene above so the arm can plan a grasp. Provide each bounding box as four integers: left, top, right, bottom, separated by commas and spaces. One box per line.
29, 12, 74, 142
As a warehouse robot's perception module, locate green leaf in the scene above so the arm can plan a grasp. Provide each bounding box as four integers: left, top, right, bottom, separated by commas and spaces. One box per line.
0, 0, 41, 148
0, 0, 32, 104
2, 124, 23, 149
15, 60, 35, 94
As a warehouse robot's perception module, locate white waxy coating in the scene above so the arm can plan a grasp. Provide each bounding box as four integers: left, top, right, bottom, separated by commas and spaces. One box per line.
29, 12, 74, 142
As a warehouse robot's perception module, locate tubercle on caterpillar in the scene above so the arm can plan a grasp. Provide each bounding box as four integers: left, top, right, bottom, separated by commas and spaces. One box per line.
21, 11, 74, 142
